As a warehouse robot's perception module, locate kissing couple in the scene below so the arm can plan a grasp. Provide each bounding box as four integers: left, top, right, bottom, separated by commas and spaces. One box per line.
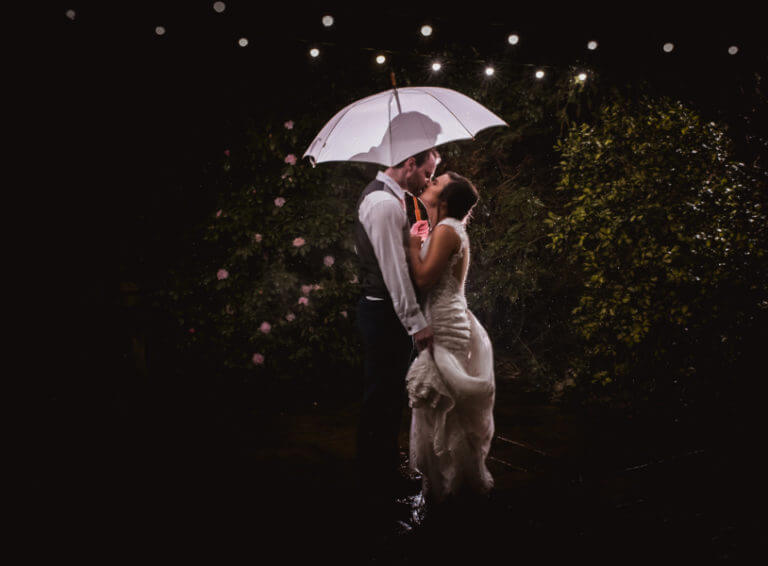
354, 147, 496, 519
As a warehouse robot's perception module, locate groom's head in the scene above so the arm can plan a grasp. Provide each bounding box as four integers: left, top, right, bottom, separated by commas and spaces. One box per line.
389, 148, 440, 196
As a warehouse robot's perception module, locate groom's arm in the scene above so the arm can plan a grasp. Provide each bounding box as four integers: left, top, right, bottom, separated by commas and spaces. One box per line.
359, 193, 428, 336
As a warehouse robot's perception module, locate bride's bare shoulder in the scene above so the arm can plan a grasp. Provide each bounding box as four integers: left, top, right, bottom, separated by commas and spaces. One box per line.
431, 223, 461, 252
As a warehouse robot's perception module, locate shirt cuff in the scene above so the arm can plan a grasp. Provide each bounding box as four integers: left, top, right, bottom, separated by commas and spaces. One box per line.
403, 312, 428, 336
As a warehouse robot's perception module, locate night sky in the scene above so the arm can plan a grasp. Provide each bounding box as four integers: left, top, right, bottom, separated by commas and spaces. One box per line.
48, 2, 765, 347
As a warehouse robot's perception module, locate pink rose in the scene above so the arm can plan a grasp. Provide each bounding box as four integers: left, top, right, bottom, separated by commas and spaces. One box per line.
301, 284, 312, 296
341, 311, 347, 318
410, 220, 429, 242
253, 233, 262, 242
252, 353, 265, 365
259, 321, 271, 334
224, 149, 230, 157
284, 154, 297, 165
284, 120, 294, 130
298, 297, 309, 306
323, 255, 335, 267
274, 197, 286, 207
216, 209, 223, 218
217, 269, 229, 280
293, 237, 305, 247
285, 313, 296, 322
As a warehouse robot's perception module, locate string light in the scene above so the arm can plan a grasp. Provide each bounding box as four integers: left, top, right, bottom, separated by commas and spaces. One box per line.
155, 26, 166, 36
213, 2, 226, 13
535, 70, 545, 79
322, 15, 334, 27
508, 34, 519, 45
310, 48, 320, 58
728, 45, 739, 55
432, 62, 442, 71
238, 37, 248, 47
485, 66, 495, 76
421, 25, 433, 37
663, 42, 674, 53
587, 40, 598, 50
65, 9, 76, 20
376, 55, 386, 64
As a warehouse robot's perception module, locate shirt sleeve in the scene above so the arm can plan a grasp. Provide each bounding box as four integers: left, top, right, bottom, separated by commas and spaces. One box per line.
360, 194, 428, 335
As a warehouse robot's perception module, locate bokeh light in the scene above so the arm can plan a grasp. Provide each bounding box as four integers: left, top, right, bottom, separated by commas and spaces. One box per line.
155, 26, 166, 36
322, 15, 334, 27
508, 34, 519, 45
587, 40, 598, 50
577, 72, 587, 81
310, 48, 320, 58
213, 2, 226, 13
535, 70, 545, 79
728, 45, 739, 55
238, 37, 248, 47
421, 25, 433, 37
376, 55, 386, 64
485, 67, 495, 76
432, 62, 442, 71
663, 42, 674, 53
65, 9, 76, 20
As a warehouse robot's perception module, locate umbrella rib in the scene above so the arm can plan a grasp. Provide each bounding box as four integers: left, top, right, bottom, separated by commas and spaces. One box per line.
422, 90, 476, 139
315, 95, 380, 159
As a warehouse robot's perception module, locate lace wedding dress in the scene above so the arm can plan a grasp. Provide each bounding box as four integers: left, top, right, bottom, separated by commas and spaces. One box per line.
406, 217, 495, 503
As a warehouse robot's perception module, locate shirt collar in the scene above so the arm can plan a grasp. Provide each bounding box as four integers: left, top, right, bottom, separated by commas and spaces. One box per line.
376, 171, 406, 201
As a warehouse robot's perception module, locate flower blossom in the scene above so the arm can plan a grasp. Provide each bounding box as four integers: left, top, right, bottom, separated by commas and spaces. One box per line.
259, 321, 271, 334
323, 255, 335, 267
274, 197, 286, 207
284, 120, 294, 130
341, 311, 347, 318
224, 149, 230, 157
298, 297, 309, 306
312, 284, 322, 291
293, 237, 305, 247
216, 209, 223, 218
253, 233, 262, 243
252, 353, 265, 365
285, 313, 296, 322
284, 154, 297, 166
217, 269, 229, 280
301, 284, 312, 296
189, 328, 196, 333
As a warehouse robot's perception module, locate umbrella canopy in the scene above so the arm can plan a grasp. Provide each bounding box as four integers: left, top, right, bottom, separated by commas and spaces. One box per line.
303, 86, 508, 167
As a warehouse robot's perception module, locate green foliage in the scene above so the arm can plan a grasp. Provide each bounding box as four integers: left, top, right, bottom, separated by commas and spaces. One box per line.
548, 94, 768, 399
164, 117, 373, 380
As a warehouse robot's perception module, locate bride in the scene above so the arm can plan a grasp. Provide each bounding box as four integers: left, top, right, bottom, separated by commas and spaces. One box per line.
406, 172, 495, 506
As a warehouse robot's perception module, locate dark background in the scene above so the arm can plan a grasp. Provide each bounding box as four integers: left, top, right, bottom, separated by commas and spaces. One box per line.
39, 3, 765, 555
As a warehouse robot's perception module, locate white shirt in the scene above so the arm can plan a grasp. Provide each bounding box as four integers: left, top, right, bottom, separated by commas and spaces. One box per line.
358, 171, 427, 336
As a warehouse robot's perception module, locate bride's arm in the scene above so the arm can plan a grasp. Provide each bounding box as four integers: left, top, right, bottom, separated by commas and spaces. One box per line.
408, 225, 460, 292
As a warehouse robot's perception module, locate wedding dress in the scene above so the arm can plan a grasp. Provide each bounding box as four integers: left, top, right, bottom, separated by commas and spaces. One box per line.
406, 217, 495, 503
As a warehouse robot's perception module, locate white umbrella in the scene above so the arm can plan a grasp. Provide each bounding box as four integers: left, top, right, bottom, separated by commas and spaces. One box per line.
303, 85, 508, 168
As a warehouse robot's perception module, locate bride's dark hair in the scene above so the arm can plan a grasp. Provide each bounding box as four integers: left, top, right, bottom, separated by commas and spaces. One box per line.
438, 172, 479, 222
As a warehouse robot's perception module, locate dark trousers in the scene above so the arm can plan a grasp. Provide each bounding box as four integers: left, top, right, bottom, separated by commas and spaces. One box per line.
356, 297, 415, 499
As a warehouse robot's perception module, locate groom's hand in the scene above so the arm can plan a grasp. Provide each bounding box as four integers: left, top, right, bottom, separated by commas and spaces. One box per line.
414, 325, 434, 356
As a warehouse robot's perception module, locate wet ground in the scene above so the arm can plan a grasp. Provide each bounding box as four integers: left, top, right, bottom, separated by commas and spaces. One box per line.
39, 365, 760, 562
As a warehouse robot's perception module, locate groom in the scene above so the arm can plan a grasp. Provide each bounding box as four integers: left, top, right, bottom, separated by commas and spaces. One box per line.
354, 147, 439, 506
